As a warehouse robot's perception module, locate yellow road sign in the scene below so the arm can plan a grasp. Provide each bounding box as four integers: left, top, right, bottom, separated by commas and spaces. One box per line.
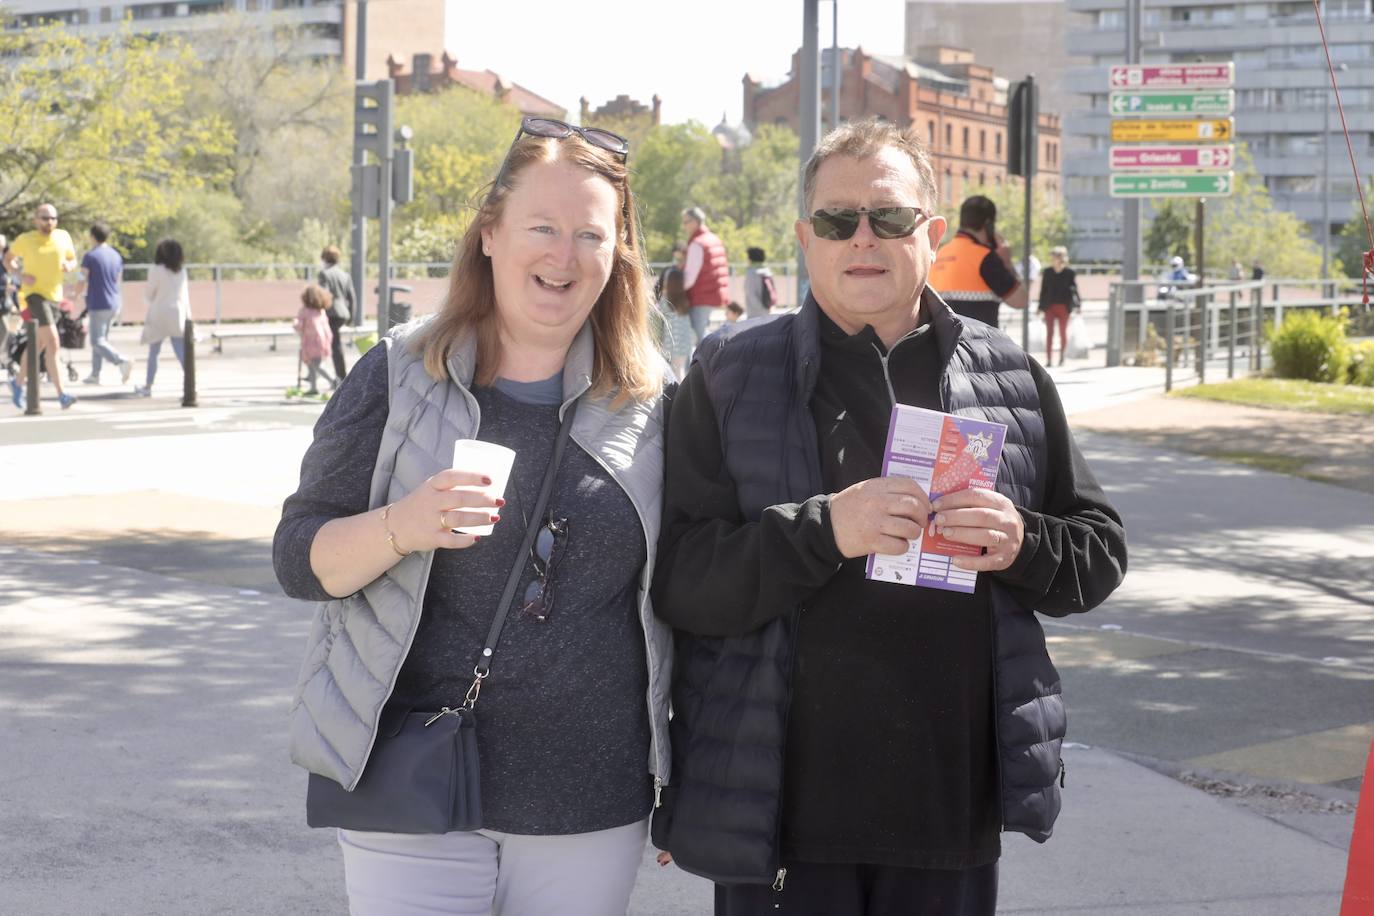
1109, 119, 1232, 143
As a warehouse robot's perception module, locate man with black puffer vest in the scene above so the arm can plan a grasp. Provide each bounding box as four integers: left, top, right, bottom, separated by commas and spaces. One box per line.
651, 118, 1127, 916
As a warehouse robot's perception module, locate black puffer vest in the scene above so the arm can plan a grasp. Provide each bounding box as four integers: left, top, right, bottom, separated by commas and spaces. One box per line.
653, 292, 1064, 885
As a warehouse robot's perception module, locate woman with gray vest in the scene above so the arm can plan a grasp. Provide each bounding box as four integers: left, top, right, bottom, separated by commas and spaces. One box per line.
274, 118, 673, 915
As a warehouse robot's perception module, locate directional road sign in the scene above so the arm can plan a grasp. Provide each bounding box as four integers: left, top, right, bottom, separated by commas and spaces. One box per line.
1109, 90, 1235, 116
1110, 173, 1234, 198
1108, 64, 1235, 89
1110, 145, 1234, 171
1110, 118, 1232, 143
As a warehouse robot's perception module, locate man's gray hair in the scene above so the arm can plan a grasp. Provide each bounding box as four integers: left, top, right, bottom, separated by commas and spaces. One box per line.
801, 118, 938, 213
682, 206, 707, 225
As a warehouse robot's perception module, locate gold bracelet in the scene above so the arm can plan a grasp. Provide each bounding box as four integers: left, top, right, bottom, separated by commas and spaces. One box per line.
381, 503, 411, 558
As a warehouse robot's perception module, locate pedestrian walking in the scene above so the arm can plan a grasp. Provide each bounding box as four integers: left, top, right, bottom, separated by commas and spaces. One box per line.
1228, 259, 1244, 283
928, 195, 1028, 327
76, 221, 134, 386
1038, 245, 1080, 366
744, 247, 778, 318
274, 116, 672, 916
650, 118, 1128, 915
316, 245, 355, 381
293, 284, 336, 395
133, 239, 190, 397
681, 206, 730, 345
4, 203, 79, 409
656, 265, 694, 377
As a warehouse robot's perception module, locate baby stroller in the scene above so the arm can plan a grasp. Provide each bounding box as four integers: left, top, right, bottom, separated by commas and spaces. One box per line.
54, 301, 87, 383
2, 301, 85, 386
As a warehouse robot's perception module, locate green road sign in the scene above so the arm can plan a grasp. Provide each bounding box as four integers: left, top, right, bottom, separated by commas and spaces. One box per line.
1110, 173, 1234, 198
1109, 90, 1235, 116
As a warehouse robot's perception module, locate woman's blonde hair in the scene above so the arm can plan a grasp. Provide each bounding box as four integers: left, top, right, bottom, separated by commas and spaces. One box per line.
416, 134, 661, 404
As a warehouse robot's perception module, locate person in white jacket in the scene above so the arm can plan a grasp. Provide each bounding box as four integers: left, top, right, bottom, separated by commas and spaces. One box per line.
135, 238, 190, 396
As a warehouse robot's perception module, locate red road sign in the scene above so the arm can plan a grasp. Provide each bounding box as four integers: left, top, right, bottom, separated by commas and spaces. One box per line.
1108, 64, 1235, 89
1110, 145, 1234, 170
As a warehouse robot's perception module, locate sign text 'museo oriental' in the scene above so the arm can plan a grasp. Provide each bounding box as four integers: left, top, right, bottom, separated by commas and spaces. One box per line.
1109, 145, 1234, 171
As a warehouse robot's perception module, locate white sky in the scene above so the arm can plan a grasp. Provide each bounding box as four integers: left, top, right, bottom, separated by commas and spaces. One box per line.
444, 0, 908, 128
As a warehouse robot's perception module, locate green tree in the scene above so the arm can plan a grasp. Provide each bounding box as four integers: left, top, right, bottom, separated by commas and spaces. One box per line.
0, 23, 230, 244
186, 14, 352, 247
948, 179, 1073, 261
1333, 178, 1374, 278
1144, 199, 1193, 264
1201, 145, 1320, 279
632, 123, 723, 260
695, 124, 800, 267
392, 85, 522, 238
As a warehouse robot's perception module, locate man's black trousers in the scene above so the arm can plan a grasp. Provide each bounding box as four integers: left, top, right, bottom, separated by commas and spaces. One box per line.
715, 860, 997, 916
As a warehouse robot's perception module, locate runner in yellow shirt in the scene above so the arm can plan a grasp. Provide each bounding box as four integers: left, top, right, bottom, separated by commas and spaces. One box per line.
4, 203, 79, 409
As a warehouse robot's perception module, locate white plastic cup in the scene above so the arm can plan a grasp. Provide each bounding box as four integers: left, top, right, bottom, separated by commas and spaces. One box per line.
450, 439, 516, 535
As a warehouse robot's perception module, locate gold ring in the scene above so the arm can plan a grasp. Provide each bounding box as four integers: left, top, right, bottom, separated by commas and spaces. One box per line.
440, 511, 449, 530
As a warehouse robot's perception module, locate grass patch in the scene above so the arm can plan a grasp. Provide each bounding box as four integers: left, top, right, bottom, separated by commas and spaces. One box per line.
1173, 378, 1374, 416
1195, 450, 1311, 476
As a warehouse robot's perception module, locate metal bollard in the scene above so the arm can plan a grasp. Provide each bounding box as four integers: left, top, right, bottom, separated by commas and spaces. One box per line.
1198, 294, 1208, 385
1165, 301, 1175, 393
1228, 291, 1238, 379
181, 318, 198, 408
24, 318, 40, 416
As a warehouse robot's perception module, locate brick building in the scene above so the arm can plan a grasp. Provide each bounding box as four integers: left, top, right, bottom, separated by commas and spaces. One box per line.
386, 51, 564, 119
744, 46, 1061, 205
580, 94, 662, 128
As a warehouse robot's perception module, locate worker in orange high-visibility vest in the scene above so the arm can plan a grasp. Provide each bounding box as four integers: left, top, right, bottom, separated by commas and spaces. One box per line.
928, 195, 1029, 328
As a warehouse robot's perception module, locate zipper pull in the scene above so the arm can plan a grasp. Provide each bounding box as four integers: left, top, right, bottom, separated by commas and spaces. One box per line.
1059, 759, 1067, 788
772, 867, 787, 892
653, 776, 663, 808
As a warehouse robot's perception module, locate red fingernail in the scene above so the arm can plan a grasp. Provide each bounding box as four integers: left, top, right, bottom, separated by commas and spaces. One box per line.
481, 476, 493, 486
490, 515, 501, 523
495, 498, 506, 507
472, 535, 481, 541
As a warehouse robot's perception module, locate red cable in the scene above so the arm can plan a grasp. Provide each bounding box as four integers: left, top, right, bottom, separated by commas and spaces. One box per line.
1313, 0, 1374, 303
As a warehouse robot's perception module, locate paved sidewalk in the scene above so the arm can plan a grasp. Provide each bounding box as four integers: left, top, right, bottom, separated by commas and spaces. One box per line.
1, 327, 1363, 913
0, 548, 1350, 915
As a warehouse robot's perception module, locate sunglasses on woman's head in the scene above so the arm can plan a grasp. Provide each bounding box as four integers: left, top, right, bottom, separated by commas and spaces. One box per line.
493, 118, 630, 188
809, 206, 930, 241
517, 118, 630, 160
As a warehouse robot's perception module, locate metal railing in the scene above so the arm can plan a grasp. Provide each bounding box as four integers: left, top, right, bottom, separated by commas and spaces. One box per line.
1106, 277, 1370, 391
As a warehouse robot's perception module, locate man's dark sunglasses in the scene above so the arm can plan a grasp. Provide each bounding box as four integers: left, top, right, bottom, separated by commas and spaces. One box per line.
809, 206, 930, 241
520, 516, 569, 623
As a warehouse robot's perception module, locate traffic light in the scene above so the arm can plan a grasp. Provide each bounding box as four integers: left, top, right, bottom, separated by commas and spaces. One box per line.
1007, 79, 1038, 178
355, 80, 394, 160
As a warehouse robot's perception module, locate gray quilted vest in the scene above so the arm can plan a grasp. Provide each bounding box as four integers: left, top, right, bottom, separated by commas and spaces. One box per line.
287, 318, 673, 791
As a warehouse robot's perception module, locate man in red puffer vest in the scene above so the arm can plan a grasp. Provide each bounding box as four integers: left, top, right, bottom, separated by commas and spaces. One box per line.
681, 206, 731, 346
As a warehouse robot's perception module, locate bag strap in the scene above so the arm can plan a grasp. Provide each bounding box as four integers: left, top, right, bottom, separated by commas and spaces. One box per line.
461, 398, 580, 709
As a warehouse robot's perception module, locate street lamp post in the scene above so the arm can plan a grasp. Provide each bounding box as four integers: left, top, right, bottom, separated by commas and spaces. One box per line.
830, 0, 840, 131
1321, 62, 1348, 282
798, 0, 821, 296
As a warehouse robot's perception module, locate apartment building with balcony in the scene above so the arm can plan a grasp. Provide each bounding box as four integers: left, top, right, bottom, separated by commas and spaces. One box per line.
1064, 0, 1374, 261
1, 0, 448, 79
